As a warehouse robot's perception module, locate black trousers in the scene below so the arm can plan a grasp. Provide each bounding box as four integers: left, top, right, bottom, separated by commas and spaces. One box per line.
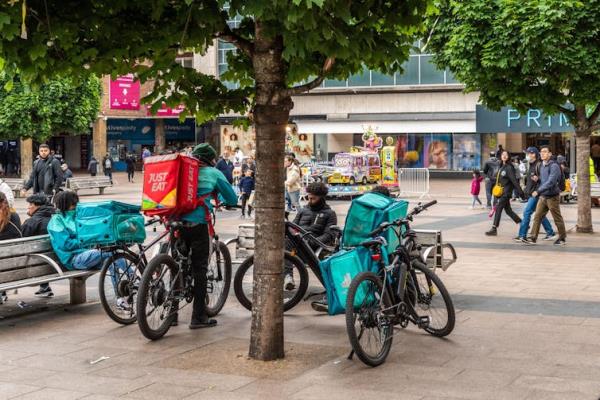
180, 223, 211, 320
485, 179, 496, 207
127, 170, 134, 181
240, 193, 252, 215
493, 196, 522, 228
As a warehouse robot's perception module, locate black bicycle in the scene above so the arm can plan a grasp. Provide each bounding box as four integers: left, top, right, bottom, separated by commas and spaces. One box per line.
134, 220, 231, 340
345, 200, 455, 367
233, 220, 342, 312
98, 218, 168, 325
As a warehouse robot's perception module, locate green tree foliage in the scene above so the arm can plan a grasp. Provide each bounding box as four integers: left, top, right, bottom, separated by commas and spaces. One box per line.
0, 0, 431, 359
428, 0, 600, 233
0, 74, 101, 140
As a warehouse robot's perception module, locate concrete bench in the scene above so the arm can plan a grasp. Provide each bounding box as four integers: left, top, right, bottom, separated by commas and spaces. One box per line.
66, 176, 112, 195
2, 178, 25, 198
0, 235, 95, 305
413, 229, 457, 271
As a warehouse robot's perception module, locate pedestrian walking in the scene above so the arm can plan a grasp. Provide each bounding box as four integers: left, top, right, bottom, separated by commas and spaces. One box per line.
485, 150, 524, 236
238, 169, 255, 219
285, 154, 301, 212
470, 170, 484, 209
515, 147, 556, 243
125, 154, 135, 183
526, 146, 567, 246
20, 144, 63, 199
88, 157, 98, 177
215, 152, 234, 184
482, 151, 500, 209
102, 154, 113, 184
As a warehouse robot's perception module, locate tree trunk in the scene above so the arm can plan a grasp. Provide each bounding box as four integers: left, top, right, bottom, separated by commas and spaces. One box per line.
20, 138, 33, 180
248, 23, 291, 361
575, 129, 593, 233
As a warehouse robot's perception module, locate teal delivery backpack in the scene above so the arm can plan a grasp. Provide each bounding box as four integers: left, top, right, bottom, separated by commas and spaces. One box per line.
76, 201, 146, 246
342, 192, 409, 255
319, 246, 388, 315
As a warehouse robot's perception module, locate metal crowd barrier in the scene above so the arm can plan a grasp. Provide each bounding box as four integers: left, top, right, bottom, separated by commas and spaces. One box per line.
397, 168, 431, 199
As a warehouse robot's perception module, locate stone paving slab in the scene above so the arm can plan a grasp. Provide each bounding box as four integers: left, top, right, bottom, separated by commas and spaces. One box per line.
2, 174, 600, 399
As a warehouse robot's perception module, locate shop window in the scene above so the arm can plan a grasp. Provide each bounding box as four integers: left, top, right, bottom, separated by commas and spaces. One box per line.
452, 134, 481, 171
420, 55, 445, 85
396, 56, 420, 85
446, 69, 460, 84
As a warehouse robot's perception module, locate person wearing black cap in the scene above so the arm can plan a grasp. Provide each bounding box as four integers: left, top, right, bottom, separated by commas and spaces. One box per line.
177, 143, 238, 329
515, 147, 556, 243
22, 194, 56, 297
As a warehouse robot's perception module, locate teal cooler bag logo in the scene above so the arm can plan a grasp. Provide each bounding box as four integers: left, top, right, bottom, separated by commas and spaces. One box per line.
319, 246, 384, 315
76, 201, 146, 246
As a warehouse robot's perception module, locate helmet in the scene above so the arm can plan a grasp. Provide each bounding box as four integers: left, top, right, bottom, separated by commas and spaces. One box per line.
192, 143, 217, 163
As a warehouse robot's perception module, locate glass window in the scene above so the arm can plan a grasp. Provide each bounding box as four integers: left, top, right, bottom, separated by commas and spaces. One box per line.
396, 56, 419, 85
371, 71, 395, 86
420, 55, 445, 85
446, 69, 460, 84
348, 68, 370, 87
323, 78, 347, 88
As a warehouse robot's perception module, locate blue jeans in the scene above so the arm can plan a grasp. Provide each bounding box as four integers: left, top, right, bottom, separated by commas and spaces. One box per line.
72, 250, 129, 292
287, 190, 300, 210
518, 197, 554, 238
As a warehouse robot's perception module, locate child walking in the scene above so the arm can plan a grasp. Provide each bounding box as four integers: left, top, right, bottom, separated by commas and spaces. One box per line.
470, 169, 484, 209
238, 169, 255, 219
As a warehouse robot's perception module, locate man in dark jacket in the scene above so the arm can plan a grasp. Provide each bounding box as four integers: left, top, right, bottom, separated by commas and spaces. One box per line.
516, 147, 556, 243
482, 152, 499, 209
291, 182, 337, 312
215, 152, 234, 184
528, 146, 567, 245
88, 157, 98, 176
22, 194, 56, 297
21, 144, 63, 198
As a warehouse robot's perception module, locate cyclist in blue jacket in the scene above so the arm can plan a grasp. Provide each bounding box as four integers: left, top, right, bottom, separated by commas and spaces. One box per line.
180, 143, 238, 329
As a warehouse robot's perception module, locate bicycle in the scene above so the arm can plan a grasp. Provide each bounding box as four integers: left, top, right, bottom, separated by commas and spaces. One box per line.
135, 220, 232, 340
345, 200, 455, 367
98, 218, 168, 325
233, 219, 342, 312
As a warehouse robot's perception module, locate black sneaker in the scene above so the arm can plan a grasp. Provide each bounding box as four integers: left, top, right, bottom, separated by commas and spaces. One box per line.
485, 227, 497, 236
543, 234, 558, 241
520, 237, 537, 246
311, 301, 328, 313
513, 236, 523, 242
35, 286, 54, 297
189, 318, 217, 329
553, 238, 566, 246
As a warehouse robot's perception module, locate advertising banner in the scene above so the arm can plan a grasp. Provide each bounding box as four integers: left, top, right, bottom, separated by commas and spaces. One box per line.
109, 75, 141, 110
424, 134, 451, 170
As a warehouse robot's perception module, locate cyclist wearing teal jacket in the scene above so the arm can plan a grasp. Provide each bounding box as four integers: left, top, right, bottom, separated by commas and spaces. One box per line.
179, 143, 238, 330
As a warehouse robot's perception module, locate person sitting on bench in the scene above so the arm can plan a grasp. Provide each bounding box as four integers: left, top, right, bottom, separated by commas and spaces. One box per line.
0, 192, 22, 303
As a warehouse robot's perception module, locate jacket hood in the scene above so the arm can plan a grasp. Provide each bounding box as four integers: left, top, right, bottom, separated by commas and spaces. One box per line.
33, 205, 56, 218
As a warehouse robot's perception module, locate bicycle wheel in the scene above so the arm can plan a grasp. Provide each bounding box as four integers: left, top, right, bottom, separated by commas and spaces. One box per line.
205, 241, 232, 317
345, 271, 393, 367
136, 254, 180, 340
408, 260, 455, 337
233, 252, 308, 312
99, 252, 142, 325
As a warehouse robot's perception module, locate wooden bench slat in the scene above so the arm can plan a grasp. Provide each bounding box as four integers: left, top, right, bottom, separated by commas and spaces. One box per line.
0, 236, 53, 258
0, 265, 57, 283
0, 252, 58, 272
0, 270, 94, 292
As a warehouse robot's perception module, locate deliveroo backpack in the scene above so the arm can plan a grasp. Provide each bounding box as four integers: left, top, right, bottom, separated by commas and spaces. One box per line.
76, 201, 146, 246
342, 192, 409, 255
319, 246, 388, 315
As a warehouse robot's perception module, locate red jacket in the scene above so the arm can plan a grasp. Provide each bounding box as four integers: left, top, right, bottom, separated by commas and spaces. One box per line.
470, 176, 484, 195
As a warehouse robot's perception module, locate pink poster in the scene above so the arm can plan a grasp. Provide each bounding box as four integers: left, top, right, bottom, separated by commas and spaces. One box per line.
146, 103, 186, 117
109, 74, 140, 110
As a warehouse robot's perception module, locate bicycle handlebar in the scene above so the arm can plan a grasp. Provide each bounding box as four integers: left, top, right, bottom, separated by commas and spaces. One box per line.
286, 220, 336, 252
367, 199, 438, 237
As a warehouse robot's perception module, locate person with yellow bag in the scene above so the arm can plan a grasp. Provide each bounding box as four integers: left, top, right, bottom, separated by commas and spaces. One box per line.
486, 150, 524, 236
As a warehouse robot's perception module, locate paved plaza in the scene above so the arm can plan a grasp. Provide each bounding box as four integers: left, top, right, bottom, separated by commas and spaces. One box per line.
2, 173, 600, 399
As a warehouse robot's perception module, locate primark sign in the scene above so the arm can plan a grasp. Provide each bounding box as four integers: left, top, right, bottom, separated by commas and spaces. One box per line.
476, 105, 573, 133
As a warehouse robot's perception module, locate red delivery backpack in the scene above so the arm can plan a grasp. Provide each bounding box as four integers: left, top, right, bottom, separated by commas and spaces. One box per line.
142, 154, 199, 217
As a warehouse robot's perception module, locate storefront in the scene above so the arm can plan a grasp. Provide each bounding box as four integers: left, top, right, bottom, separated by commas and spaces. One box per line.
476, 105, 575, 171
107, 118, 196, 171
293, 113, 482, 172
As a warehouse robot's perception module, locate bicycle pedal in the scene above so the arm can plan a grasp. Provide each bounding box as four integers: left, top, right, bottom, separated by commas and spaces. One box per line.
417, 316, 430, 328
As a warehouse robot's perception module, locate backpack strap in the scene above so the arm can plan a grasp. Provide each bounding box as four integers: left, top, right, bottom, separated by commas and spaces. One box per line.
195, 192, 219, 237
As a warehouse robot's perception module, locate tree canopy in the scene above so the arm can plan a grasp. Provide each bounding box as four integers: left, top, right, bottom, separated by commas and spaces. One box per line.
0, 74, 101, 140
